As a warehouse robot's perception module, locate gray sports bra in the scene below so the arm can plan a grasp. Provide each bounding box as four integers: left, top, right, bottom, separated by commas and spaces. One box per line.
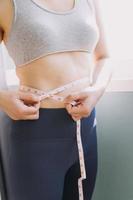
4, 0, 100, 67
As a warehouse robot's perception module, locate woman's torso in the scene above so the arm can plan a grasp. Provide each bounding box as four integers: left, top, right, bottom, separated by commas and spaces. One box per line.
1, 0, 99, 108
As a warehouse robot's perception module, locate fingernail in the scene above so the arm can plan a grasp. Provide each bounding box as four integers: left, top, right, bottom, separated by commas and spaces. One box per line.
71, 101, 77, 106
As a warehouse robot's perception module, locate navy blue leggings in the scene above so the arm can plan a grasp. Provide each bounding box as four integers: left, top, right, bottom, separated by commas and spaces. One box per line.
0, 107, 98, 200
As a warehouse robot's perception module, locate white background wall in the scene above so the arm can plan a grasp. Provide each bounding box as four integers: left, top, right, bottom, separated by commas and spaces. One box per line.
100, 0, 133, 59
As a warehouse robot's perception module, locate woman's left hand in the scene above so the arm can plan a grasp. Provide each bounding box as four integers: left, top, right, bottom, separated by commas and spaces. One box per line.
64, 85, 105, 121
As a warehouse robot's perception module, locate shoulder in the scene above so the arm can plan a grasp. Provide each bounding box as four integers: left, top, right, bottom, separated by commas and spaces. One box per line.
0, 0, 5, 41
0, 0, 13, 41
0, 0, 8, 24
0, 0, 12, 28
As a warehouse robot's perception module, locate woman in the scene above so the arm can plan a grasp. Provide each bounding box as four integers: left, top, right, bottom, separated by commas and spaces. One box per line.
0, 0, 113, 200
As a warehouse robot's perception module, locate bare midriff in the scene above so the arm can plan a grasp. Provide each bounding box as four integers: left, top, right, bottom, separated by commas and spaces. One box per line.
16, 51, 94, 108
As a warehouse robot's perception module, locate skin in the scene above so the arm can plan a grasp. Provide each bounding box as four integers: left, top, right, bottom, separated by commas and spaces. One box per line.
0, 0, 112, 121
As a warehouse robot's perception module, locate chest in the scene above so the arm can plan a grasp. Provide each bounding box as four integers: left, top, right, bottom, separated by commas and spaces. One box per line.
31, 0, 76, 12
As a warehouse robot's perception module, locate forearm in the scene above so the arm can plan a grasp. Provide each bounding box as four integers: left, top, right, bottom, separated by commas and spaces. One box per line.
90, 57, 114, 90
0, 89, 6, 109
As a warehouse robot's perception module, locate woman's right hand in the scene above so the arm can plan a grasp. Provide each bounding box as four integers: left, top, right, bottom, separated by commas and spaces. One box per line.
0, 90, 41, 120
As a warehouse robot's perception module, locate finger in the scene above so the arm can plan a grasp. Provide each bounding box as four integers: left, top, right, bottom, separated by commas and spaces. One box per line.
66, 104, 83, 115
65, 104, 73, 114
30, 102, 40, 109
17, 100, 40, 115
64, 92, 88, 104
22, 111, 39, 120
27, 102, 40, 112
25, 101, 41, 107
64, 94, 80, 104
18, 91, 41, 103
65, 105, 83, 120
72, 116, 81, 121
33, 102, 40, 109
80, 105, 91, 116
72, 114, 81, 118
65, 104, 80, 115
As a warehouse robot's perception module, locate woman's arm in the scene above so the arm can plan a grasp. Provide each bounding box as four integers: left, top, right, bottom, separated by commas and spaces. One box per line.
0, 1, 6, 106
0, 28, 3, 42
0, 86, 4, 108
90, 0, 113, 90
64, 0, 114, 121
0, 2, 41, 120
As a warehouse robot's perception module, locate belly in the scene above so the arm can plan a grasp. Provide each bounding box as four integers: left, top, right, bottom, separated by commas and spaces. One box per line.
16, 51, 94, 108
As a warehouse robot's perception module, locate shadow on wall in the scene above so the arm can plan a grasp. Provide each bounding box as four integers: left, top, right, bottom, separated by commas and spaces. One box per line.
92, 92, 133, 200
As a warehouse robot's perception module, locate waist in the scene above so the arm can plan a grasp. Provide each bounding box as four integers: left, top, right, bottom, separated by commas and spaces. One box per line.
16, 52, 93, 89
18, 76, 91, 108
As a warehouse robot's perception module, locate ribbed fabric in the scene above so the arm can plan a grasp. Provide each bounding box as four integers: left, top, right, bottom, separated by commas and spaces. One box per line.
4, 0, 99, 67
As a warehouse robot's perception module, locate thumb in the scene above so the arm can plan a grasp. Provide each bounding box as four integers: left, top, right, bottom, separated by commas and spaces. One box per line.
18, 91, 41, 103
64, 92, 88, 104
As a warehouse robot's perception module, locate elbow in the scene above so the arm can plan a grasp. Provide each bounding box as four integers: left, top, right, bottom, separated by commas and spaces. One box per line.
95, 53, 110, 61
95, 51, 111, 65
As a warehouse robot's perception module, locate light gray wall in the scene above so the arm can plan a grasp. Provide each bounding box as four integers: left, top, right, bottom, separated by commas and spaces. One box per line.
92, 92, 133, 200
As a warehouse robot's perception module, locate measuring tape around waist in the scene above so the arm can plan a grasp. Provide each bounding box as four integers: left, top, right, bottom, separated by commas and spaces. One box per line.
19, 76, 91, 200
